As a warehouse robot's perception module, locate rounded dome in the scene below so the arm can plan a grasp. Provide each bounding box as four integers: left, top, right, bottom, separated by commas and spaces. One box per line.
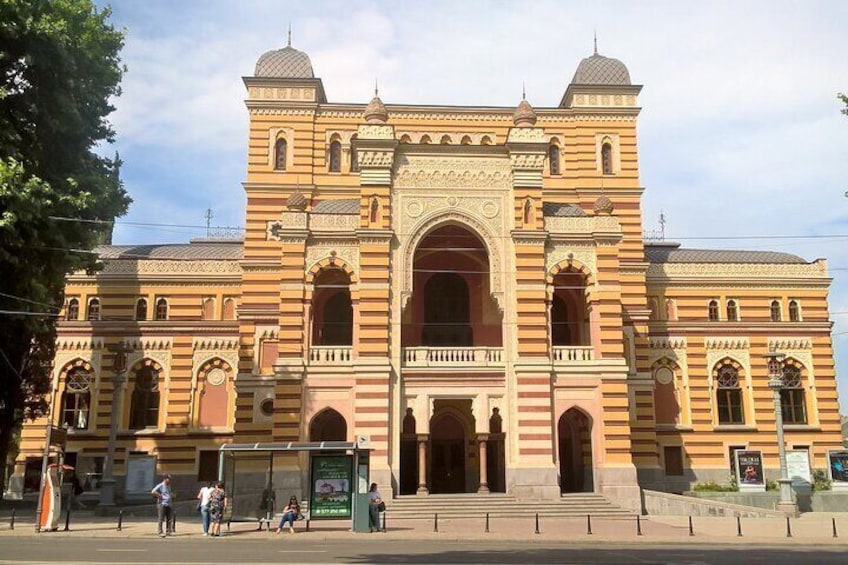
286, 190, 308, 211
513, 98, 537, 127
255, 45, 314, 79
593, 194, 614, 215
364, 94, 389, 124
571, 53, 631, 86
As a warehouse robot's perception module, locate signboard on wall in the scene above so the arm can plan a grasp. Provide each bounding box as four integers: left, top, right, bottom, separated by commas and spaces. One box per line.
735, 450, 765, 492
828, 450, 848, 490
309, 455, 352, 519
786, 450, 812, 486
125, 455, 156, 495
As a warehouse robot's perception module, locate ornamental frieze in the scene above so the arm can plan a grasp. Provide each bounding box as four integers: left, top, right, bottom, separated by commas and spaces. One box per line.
392, 155, 512, 189
647, 262, 828, 279
309, 213, 359, 232
357, 124, 394, 140
506, 128, 546, 143
509, 153, 546, 170
357, 150, 395, 168
545, 243, 597, 277
767, 337, 812, 351
93, 260, 242, 276
545, 215, 621, 235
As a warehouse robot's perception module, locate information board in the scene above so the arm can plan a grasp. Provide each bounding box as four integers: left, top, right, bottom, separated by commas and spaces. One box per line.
125, 455, 156, 495
735, 450, 765, 491
786, 450, 811, 486
309, 455, 352, 519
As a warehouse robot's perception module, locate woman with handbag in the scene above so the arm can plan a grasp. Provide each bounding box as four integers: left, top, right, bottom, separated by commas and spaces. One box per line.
367, 482, 386, 533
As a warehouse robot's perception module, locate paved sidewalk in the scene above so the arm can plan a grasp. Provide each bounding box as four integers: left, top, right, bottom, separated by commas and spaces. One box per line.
1, 511, 848, 545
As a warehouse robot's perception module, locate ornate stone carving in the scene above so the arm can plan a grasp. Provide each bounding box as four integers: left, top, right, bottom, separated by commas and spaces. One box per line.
358, 150, 394, 168
509, 153, 546, 170
393, 155, 512, 189
309, 213, 359, 232
507, 127, 545, 143
767, 337, 812, 351
192, 336, 239, 376
91, 260, 242, 276
395, 131, 498, 145
544, 215, 621, 235
705, 337, 749, 350
304, 244, 359, 276
56, 338, 104, 351
545, 243, 597, 275
357, 124, 394, 139
647, 262, 827, 280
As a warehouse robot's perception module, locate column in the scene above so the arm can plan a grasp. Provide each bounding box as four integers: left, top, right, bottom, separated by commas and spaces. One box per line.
416, 434, 429, 495
477, 434, 490, 494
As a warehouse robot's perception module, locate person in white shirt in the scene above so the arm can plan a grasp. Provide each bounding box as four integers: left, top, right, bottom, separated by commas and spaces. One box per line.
196, 482, 212, 536
368, 482, 386, 533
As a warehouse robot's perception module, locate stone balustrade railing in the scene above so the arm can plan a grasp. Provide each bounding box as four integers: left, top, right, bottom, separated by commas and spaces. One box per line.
309, 346, 353, 364
402, 347, 504, 368
552, 346, 595, 362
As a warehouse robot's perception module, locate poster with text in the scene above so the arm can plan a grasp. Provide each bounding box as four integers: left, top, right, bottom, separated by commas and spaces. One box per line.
309, 455, 352, 519
828, 451, 848, 483
125, 456, 156, 495
786, 450, 811, 486
735, 450, 764, 486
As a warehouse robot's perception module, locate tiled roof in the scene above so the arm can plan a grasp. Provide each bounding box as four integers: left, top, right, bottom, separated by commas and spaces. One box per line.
543, 202, 587, 217
96, 241, 243, 261
645, 243, 807, 264
254, 46, 314, 79
571, 54, 631, 86
312, 199, 359, 214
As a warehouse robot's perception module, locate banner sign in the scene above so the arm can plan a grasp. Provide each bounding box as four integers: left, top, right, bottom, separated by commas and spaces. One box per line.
309, 455, 352, 519
828, 451, 848, 484
735, 450, 765, 490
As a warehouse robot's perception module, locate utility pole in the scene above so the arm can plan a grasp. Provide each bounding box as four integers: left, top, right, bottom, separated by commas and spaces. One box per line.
205, 208, 213, 237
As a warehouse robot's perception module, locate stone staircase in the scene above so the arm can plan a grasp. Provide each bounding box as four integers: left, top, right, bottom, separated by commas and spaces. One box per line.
383, 492, 635, 520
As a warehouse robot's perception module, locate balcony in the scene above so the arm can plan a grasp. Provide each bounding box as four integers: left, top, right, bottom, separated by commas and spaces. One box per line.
309, 346, 353, 364
402, 347, 504, 369
552, 346, 595, 363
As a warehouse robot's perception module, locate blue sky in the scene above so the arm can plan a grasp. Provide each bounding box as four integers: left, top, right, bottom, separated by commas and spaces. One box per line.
98, 0, 848, 410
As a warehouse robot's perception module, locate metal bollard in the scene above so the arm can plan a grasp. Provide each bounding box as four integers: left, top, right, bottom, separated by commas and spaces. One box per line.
485, 512, 489, 533
117, 510, 123, 531
64, 508, 71, 532
306, 519, 310, 532
535, 513, 540, 535
434, 513, 438, 533
10, 508, 14, 530
833, 517, 838, 538
785, 516, 792, 538
636, 514, 642, 536
586, 514, 592, 535
382, 509, 387, 532
736, 516, 742, 537
688, 515, 694, 537
171, 509, 177, 534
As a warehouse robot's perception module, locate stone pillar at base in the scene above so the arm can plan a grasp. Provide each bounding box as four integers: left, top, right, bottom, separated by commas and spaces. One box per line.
776, 478, 799, 516
596, 465, 643, 513
416, 434, 429, 495
2, 462, 25, 500
510, 466, 561, 500
477, 434, 489, 494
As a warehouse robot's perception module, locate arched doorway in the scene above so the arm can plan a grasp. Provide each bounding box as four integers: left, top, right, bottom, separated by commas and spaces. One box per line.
558, 408, 593, 493
430, 411, 467, 494
309, 408, 347, 442
399, 408, 418, 495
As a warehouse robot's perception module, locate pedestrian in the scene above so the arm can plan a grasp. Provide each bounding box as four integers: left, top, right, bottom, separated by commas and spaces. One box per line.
196, 481, 212, 536
68, 475, 85, 510
274, 495, 300, 534
151, 474, 174, 538
367, 482, 386, 533
208, 481, 228, 537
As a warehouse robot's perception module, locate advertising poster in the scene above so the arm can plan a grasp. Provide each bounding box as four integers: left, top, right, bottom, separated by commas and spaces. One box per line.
310, 455, 352, 519
125, 456, 156, 495
828, 451, 848, 484
735, 450, 764, 490
786, 450, 812, 486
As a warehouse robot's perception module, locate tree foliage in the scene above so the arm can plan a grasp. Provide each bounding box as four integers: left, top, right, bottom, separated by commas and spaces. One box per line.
840, 93, 848, 117
0, 0, 129, 489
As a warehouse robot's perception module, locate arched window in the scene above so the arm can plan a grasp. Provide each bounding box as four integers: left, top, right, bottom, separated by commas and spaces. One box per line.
726, 299, 738, 322
66, 298, 79, 321
222, 298, 236, 320
201, 298, 215, 321
130, 365, 160, 429
780, 363, 806, 424
788, 300, 800, 322
312, 268, 353, 346
350, 134, 359, 172
523, 198, 534, 227
708, 300, 719, 321
87, 298, 101, 321
665, 299, 677, 321
549, 144, 560, 175
715, 363, 744, 424
369, 197, 380, 226
155, 298, 168, 321
309, 408, 347, 442
274, 138, 287, 170
62, 369, 92, 430
328, 140, 341, 172
601, 142, 613, 174
399, 134, 411, 144
648, 297, 660, 320
480, 135, 492, 145
770, 300, 782, 322
135, 298, 148, 321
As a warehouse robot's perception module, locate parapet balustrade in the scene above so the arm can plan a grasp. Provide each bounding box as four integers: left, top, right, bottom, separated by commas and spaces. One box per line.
309, 346, 353, 364
402, 346, 504, 368
551, 346, 595, 363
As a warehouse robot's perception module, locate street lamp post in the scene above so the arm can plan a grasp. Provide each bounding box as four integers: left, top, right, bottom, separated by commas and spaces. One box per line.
99, 341, 133, 508
765, 346, 798, 516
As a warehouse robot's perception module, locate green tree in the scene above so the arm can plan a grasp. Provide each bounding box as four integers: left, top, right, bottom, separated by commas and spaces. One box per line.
841, 93, 848, 116
0, 0, 129, 492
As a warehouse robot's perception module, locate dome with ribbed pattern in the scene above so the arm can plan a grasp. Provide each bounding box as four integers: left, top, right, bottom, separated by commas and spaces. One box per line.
571, 53, 631, 86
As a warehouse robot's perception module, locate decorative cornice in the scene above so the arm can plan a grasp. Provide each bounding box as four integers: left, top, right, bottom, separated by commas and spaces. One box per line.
705, 337, 749, 350
767, 337, 813, 351
507, 127, 546, 144
55, 337, 104, 351
649, 337, 687, 350
393, 155, 512, 189
193, 337, 240, 351
76, 260, 242, 278
647, 262, 828, 280
125, 337, 173, 351
357, 124, 394, 140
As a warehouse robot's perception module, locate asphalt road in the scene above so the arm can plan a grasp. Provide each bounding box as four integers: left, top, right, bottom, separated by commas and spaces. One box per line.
0, 537, 846, 564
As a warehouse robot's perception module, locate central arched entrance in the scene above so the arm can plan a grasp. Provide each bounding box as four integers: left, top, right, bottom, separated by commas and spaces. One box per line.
430, 411, 466, 494
558, 408, 593, 493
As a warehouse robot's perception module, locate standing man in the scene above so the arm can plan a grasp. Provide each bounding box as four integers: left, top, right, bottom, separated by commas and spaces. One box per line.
196, 482, 212, 536
151, 474, 174, 538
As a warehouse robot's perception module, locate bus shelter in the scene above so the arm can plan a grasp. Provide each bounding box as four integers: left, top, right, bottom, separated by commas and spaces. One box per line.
217, 441, 372, 532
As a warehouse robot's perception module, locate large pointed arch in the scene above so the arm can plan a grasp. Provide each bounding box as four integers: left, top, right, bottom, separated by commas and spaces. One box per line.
309, 408, 348, 442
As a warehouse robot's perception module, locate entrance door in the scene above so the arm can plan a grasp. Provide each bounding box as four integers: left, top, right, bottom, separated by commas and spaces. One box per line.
558, 408, 593, 493
429, 412, 466, 494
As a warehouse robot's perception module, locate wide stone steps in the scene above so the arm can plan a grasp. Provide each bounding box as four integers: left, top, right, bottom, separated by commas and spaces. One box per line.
383, 493, 634, 520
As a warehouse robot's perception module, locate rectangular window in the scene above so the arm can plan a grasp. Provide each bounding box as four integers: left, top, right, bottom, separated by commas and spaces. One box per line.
664, 446, 684, 476
197, 450, 219, 483
780, 389, 807, 425
717, 389, 744, 424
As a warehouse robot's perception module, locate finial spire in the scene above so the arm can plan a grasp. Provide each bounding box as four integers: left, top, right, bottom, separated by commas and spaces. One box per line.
287, 23, 292, 47
375, 78, 379, 97
593, 30, 598, 55
522, 82, 526, 100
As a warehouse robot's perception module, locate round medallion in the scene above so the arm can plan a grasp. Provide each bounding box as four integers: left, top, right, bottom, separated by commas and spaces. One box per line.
446, 196, 459, 207
655, 366, 674, 385
206, 367, 226, 386
407, 200, 423, 218
482, 201, 499, 219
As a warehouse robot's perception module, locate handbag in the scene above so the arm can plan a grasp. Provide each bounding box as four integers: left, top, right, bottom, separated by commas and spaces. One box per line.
377, 501, 386, 512
196, 502, 202, 512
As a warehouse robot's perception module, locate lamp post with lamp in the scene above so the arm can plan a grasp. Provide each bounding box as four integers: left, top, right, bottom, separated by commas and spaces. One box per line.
99, 341, 133, 508
765, 345, 798, 515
